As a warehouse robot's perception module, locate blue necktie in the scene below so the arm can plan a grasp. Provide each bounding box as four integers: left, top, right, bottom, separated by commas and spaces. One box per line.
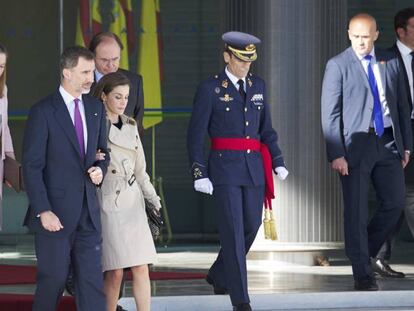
364, 55, 384, 137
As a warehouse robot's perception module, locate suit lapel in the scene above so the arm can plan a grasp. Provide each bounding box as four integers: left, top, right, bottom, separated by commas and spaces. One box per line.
347, 48, 370, 91
83, 96, 99, 165
53, 92, 82, 159
394, 44, 413, 105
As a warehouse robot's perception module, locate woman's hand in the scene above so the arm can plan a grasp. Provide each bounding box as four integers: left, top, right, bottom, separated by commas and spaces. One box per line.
95, 149, 106, 161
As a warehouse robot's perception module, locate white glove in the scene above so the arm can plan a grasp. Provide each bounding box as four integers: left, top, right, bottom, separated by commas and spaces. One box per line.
274, 167, 289, 181
194, 178, 214, 195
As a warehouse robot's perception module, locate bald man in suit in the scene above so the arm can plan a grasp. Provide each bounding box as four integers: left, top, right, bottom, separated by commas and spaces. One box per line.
321, 14, 412, 291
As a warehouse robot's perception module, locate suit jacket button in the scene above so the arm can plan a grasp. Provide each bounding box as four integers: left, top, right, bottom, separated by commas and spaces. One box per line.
112, 169, 116, 174
116, 190, 120, 195
245, 121, 249, 126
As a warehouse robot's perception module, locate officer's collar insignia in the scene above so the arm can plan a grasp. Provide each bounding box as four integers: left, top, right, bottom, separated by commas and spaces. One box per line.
251, 94, 263, 101
215, 87, 220, 94
247, 78, 252, 87
219, 94, 233, 102
222, 80, 228, 88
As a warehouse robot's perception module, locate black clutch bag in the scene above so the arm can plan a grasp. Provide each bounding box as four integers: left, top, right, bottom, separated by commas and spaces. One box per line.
145, 199, 163, 240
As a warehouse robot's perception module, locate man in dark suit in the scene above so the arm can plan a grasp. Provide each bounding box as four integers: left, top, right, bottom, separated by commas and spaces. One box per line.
187, 31, 288, 311
321, 13, 412, 291
89, 32, 145, 135
374, 7, 414, 279
23, 46, 110, 311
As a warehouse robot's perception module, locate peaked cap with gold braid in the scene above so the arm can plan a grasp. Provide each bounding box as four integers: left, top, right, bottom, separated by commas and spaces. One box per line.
222, 31, 261, 62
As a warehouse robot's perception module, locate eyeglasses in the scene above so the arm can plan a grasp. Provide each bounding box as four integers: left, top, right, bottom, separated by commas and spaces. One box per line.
97, 57, 120, 65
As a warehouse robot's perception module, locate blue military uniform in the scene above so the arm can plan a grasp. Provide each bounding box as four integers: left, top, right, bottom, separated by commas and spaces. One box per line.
187, 32, 286, 308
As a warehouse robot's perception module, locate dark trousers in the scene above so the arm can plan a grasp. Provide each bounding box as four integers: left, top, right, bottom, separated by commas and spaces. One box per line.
32, 201, 106, 311
377, 183, 414, 261
209, 185, 264, 306
377, 122, 414, 261
340, 129, 405, 280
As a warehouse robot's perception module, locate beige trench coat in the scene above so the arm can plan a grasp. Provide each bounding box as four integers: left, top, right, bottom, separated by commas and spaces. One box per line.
98, 115, 160, 271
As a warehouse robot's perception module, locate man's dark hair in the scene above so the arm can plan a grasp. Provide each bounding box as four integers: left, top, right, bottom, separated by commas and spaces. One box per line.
60, 46, 94, 78
394, 7, 414, 38
89, 32, 124, 54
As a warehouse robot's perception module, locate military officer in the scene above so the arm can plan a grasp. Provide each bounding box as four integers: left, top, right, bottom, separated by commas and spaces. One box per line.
187, 31, 288, 311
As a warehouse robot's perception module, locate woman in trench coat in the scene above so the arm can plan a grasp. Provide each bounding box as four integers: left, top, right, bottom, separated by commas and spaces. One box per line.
93, 72, 161, 311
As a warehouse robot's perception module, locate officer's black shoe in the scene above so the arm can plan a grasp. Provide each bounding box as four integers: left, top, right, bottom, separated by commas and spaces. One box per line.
233, 303, 252, 311
372, 258, 405, 278
354, 276, 379, 291
205, 274, 228, 295
116, 305, 127, 311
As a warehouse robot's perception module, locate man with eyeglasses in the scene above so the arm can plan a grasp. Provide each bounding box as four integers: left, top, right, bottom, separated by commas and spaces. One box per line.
89, 32, 144, 136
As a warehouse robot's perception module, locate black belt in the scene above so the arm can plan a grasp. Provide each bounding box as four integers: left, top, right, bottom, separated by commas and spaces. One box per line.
368, 126, 392, 134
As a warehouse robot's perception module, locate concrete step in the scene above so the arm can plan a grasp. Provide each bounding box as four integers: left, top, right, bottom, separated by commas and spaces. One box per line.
119, 290, 414, 311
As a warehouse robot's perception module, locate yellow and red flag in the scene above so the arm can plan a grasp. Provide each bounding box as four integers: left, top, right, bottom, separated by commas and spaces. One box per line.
75, 0, 102, 47
109, 0, 132, 70
119, 0, 136, 54
138, 0, 163, 129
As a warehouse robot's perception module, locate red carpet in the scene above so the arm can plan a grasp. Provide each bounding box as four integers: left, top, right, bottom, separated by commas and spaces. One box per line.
0, 265, 206, 285
0, 294, 75, 311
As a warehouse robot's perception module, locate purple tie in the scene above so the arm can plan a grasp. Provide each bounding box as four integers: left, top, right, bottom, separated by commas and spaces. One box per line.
74, 98, 85, 158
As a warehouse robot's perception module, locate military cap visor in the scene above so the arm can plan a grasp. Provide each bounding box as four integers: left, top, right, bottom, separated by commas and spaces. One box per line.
222, 31, 261, 62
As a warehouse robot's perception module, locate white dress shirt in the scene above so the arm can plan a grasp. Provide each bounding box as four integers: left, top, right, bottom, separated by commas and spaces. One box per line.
357, 48, 392, 128
94, 70, 105, 83
225, 66, 246, 92
396, 40, 414, 119
59, 85, 88, 153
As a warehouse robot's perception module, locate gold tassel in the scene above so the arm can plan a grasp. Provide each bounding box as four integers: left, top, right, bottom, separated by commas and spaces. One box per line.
269, 210, 278, 240
263, 208, 271, 239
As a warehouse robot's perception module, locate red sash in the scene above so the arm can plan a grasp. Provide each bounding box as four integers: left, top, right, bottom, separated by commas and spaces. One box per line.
211, 138, 275, 209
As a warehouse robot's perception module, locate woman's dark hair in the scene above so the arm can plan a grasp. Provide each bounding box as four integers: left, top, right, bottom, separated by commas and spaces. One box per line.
0, 43, 8, 98
92, 72, 131, 101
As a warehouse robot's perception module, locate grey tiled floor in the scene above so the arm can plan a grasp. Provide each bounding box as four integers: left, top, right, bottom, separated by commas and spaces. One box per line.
1, 236, 414, 310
